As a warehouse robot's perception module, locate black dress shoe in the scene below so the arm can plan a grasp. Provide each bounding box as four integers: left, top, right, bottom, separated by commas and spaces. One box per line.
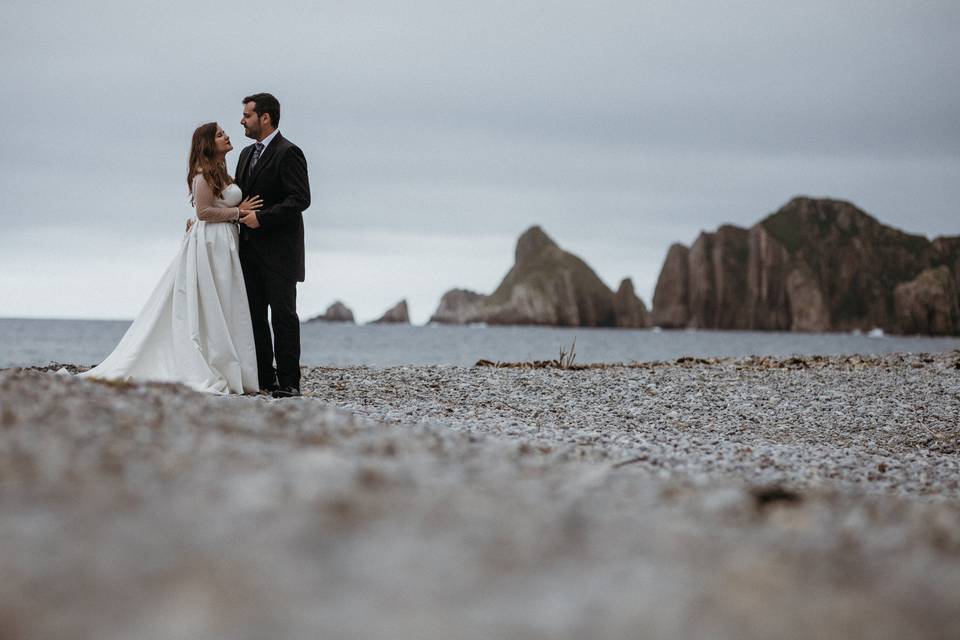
271, 385, 301, 398
260, 379, 279, 395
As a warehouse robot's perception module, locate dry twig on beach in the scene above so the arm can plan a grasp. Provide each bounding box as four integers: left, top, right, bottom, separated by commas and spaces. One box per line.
557, 336, 577, 369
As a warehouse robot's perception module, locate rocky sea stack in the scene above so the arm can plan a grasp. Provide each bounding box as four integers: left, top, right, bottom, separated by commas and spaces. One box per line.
373, 299, 411, 324
431, 226, 650, 327
307, 301, 356, 323
651, 197, 960, 335
613, 278, 650, 328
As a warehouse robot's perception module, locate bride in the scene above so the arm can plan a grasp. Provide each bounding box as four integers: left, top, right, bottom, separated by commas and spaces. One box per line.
79, 123, 262, 394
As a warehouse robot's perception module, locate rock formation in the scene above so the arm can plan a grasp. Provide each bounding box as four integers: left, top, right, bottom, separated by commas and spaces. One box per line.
894, 266, 959, 335
372, 300, 410, 324
933, 236, 960, 286
307, 301, 355, 323
652, 197, 960, 335
430, 289, 485, 324
613, 278, 650, 328
431, 226, 651, 328
651, 244, 690, 328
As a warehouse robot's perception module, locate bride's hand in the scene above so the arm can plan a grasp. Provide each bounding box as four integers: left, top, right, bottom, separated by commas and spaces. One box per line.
239, 195, 262, 213
185, 218, 194, 233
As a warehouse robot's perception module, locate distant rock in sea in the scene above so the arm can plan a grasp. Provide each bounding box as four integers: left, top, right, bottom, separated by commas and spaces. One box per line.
894, 266, 959, 335
651, 196, 960, 335
430, 226, 650, 327
430, 289, 486, 324
650, 244, 690, 329
307, 301, 356, 324
372, 300, 410, 324
613, 278, 650, 328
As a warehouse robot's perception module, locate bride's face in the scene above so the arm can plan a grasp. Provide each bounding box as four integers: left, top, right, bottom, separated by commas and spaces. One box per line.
214, 126, 233, 155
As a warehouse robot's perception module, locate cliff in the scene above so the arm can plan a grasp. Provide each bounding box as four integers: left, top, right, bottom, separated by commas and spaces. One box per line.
613, 278, 650, 328
652, 197, 960, 335
431, 226, 650, 328
430, 289, 486, 324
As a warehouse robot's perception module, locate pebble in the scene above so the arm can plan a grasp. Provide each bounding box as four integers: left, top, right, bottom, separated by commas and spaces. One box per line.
0, 350, 958, 638
301, 350, 960, 498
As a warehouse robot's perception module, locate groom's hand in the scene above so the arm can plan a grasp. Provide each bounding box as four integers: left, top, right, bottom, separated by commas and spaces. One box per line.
240, 211, 261, 229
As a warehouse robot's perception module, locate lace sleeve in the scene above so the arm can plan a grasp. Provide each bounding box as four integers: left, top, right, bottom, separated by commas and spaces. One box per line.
192, 175, 239, 223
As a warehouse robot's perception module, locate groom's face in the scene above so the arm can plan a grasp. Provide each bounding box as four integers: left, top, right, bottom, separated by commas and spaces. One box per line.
241, 102, 267, 140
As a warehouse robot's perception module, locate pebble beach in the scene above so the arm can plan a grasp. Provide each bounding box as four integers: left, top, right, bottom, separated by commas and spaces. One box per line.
2, 350, 959, 638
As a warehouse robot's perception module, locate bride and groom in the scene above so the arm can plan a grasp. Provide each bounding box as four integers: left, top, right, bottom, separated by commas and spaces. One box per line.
80, 93, 310, 397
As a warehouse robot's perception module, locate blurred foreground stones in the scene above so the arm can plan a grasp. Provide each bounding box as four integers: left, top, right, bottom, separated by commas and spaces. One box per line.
1, 356, 959, 639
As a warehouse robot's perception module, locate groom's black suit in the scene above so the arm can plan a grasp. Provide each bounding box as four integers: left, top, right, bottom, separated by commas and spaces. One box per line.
235, 132, 311, 390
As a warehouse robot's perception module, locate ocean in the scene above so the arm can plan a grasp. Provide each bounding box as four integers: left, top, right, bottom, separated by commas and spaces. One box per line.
1, 318, 958, 369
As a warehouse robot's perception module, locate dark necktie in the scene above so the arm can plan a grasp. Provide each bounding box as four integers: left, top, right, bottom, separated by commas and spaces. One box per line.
248, 142, 264, 177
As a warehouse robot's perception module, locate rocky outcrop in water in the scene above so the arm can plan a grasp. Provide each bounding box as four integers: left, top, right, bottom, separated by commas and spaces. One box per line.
431, 226, 650, 327
307, 301, 355, 323
430, 289, 485, 324
613, 278, 650, 328
651, 197, 960, 335
372, 300, 410, 324
651, 244, 690, 328
894, 266, 959, 335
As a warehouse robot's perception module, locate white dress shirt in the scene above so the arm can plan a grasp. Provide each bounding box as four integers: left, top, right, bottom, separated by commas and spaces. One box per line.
258, 128, 280, 151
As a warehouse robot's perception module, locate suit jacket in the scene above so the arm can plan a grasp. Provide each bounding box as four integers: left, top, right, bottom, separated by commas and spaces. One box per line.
235, 132, 311, 282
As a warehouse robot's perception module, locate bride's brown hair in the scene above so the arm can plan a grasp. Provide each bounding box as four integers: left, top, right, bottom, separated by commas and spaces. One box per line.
187, 122, 233, 201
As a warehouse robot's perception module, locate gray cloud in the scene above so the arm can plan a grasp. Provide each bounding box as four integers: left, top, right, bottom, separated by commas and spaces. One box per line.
2, 0, 959, 322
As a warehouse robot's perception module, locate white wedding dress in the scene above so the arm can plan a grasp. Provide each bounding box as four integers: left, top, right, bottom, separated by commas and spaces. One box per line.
79, 179, 259, 394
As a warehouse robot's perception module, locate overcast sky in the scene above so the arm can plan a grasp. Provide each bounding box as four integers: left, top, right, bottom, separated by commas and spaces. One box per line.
2, 0, 958, 324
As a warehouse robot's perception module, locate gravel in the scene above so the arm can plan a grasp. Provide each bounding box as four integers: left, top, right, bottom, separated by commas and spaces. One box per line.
303, 351, 960, 498
1, 350, 959, 639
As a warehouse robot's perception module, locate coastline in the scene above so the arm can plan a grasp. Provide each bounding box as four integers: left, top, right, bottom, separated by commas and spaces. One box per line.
4, 317, 960, 370
2, 351, 959, 638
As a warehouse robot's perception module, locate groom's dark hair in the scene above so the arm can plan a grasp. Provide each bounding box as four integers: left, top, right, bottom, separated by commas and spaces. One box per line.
243, 92, 281, 127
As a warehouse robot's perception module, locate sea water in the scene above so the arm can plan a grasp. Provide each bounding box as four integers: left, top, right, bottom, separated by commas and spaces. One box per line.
2, 318, 958, 368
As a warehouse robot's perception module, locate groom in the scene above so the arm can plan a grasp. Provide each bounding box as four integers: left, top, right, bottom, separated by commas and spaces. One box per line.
236, 92, 311, 398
